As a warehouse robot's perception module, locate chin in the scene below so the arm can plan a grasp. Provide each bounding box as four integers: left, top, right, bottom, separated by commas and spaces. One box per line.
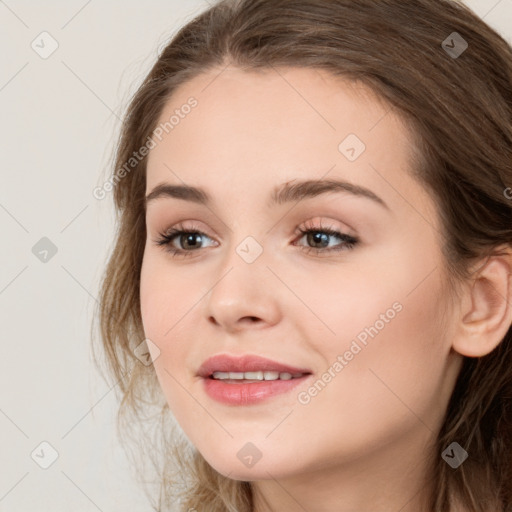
200, 448, 298, 482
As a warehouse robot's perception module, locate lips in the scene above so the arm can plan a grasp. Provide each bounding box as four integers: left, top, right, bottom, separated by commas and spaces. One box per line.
197, 353, 312, 378
198, 353, 314, 405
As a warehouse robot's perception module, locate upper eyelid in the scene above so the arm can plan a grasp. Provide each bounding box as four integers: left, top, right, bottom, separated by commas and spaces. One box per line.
159, 215, 352, 233
161, 216, 354, 237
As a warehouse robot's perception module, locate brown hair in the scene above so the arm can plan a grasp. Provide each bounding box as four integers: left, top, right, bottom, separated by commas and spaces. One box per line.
92, 0, 512, 510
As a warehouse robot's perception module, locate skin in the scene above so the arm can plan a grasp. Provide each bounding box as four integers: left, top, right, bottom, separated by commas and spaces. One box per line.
139, 66, 512, 512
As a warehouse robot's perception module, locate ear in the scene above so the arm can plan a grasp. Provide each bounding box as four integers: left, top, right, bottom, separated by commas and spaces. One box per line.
452, 246, 512, 358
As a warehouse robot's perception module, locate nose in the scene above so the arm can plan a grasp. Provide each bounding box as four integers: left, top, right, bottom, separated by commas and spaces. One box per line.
203, 243, 282, 333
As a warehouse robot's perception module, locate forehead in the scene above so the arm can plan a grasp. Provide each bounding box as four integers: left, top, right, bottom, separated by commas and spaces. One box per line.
145, 66, 428, 218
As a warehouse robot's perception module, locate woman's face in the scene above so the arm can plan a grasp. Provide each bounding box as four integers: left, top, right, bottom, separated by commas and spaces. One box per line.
140, 67, 463, 482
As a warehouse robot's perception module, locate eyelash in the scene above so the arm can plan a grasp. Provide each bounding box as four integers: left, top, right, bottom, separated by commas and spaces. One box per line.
154, 220, 359, 259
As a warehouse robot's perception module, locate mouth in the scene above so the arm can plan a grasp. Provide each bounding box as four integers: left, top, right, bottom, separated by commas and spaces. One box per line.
197, 353, 313, 405
197, 353, 312, 379
208, 370, 309, 383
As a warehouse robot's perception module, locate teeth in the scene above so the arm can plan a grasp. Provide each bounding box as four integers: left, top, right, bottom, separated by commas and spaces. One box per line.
212, 371, 305, 381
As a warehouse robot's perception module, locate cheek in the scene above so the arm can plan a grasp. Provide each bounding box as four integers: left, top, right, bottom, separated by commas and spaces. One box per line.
312, 232, 449, 374
310, 268, 449, 440
140, 255, 166, 338
139, 253, 206, 405
140, 255, 183, 378
282, 260, 400, 347
140, 253, 198, 339
300, 241, 448, 403
279, 282, 448, 475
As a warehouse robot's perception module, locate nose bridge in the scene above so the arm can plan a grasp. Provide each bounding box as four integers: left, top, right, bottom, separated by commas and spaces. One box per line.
217, 204, 271, 273
204, 229, 281, 329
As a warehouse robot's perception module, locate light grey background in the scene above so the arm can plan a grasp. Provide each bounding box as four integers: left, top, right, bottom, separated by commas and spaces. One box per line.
0, 1, 511, 511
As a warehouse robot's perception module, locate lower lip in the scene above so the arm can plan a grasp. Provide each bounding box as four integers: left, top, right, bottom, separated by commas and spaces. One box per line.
202, 375, 311, 405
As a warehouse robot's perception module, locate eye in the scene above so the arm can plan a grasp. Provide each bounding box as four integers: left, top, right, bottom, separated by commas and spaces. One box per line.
293, 219, 359, 255
154, 222, 217, 258
153, 219, 359, 259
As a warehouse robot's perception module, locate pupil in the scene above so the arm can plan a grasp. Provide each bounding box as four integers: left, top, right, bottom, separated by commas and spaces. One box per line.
309, 231, 328, 248
183, 233, 201, 249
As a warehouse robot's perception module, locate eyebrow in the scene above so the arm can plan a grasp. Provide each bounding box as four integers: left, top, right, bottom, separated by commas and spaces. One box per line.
145, 178, 389, 210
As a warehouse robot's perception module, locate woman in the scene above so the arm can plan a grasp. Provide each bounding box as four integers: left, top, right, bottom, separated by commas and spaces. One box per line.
93, 0, 512, 510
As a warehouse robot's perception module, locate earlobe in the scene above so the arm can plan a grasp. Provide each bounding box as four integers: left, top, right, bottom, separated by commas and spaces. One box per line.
452, 249, 512, 358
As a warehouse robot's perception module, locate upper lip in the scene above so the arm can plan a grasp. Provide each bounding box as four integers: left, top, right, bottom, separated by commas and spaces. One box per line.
197, 354, 312, 378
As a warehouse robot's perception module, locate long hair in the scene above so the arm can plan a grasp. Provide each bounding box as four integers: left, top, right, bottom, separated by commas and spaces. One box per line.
92, 1, 512, 510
